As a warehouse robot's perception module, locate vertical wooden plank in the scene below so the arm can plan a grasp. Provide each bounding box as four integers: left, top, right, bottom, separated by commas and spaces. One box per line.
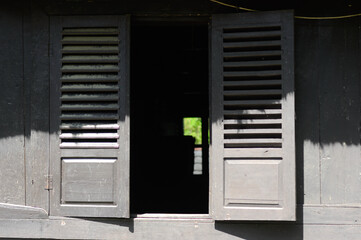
210, 15, 224, 218
319, 20, 361, 204
0, 3, 25, 205
119, 15, 131, 218
294, 20, 321, 205
24, 1, 50, 210
343, 20, 361, 204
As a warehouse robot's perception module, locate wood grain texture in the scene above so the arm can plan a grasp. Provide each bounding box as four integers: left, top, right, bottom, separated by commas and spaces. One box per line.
49, 15, 130, 218
0, 203, 48, 219
0, 4, 25, 205
211, 10, 295, 221
318, 20, 361, 204
24, 1, 50, 211
1, 206, 361, 239
294, 21, 321, 205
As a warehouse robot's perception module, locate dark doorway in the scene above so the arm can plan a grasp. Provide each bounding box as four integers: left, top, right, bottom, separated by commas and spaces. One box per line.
130, 21, 209, 214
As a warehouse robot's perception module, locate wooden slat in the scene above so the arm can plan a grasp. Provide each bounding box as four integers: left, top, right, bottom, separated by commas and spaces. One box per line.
224, 129, 282, 134
61, 103, 118, 111
60, 133, 119, 139
224, 99, 281, 106
60, 113, 119, 120
223, 25, 280, 32
62, 28, 118, 35
62, 46, 119, 54
60, 123, 119, 130
223, 119, 281, 125
224, 148, 282, 158
223, 138, 282, 144
223, 30, 281, 40
223, 89, 282, 96
60, 142, 120, 149
61, 75, 119, 83
224, 109, 282, 115
61, 84, 118, 92
61, 65, 119, 73
61, 94, 118, 101
223, 50, 282, 59
62, 55, 119, 64
62, 36, 119, 45
223, 70, 282, 78
223, 60, 282, 68
223, 80, 282, 87
223, 40, 281, 49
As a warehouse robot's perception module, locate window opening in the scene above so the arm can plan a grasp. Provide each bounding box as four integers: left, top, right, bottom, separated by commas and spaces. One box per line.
183, 117, 210, 175
130, 22, 209, 214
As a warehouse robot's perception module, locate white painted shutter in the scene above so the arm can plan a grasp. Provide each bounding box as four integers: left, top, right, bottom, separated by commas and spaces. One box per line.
211, 11, 295, 220
50, 16, 130, 217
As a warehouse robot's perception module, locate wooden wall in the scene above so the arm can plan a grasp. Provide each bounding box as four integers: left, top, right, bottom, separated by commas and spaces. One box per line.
0, 0, 361, 239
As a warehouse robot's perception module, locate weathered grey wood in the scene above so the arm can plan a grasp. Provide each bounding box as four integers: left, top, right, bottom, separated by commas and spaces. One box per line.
61, 75, 119, 82
24, 1, 51, 211
224, 160, 281, 206
60, 94, 119, 101
0, 4, 25, 205
223, 109, 282, 115
223, 80, 282, 87
222, 30, 282, 39
223, 50, 282, 58
224, 148, 282, 158
211, 10, 295, 221
294, 20, 321, 205
319, 20, 361, 204
223, 40, 281, 49
60, 133, 120, 139
223, 70, 282, 78
223, 119, 281, 124
223, 60, 282, 67
0, 203, 48, 219
61, 159, 116, 203
2, 207, 361, 239
60, 123, 120, 130
223, 89, 282, 96
50, 15, 130, 218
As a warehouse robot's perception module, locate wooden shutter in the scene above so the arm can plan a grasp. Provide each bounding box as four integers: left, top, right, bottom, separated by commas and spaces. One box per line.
211, 11, 295, 220
50, 16, 130, 217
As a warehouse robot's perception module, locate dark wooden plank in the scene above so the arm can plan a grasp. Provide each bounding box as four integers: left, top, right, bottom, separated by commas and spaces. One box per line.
24, 1, 51, 211
0, 4, 25, 205
319, 20, 361, 204
294, 20, 321, 205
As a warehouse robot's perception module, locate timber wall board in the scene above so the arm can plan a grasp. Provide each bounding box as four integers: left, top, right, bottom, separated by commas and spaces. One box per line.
0, 0, 361, 238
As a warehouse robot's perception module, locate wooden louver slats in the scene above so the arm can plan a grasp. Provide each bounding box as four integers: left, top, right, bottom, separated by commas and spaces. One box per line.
60, 27, 120, 149
222, 25, 283, 158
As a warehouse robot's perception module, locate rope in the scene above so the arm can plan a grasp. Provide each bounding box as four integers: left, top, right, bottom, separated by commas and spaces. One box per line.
210, 0, 361, 20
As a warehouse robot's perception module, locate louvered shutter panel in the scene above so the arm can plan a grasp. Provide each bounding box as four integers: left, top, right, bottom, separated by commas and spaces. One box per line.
211, 11, 295, 220
50, 16, 129, 217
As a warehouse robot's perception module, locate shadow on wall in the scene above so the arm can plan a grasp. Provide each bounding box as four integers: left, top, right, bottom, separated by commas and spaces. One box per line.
0, 0, 361, 232
215, 221, 303, 240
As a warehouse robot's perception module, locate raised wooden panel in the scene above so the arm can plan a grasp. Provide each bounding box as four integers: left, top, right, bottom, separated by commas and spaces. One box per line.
62, 158, 116, 203
224, 160, 280, 206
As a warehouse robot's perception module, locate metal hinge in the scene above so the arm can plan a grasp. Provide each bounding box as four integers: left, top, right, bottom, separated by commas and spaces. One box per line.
45, 175, 53, 190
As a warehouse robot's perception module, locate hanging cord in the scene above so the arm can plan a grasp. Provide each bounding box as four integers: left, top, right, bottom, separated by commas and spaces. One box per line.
210, 0, 361, 19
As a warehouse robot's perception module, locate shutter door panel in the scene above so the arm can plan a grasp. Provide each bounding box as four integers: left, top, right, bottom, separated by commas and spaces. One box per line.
50, 16, 129, 218
211, 11, 295, 221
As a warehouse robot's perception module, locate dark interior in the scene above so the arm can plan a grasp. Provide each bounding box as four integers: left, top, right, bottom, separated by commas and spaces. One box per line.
130, 22, 209, 214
